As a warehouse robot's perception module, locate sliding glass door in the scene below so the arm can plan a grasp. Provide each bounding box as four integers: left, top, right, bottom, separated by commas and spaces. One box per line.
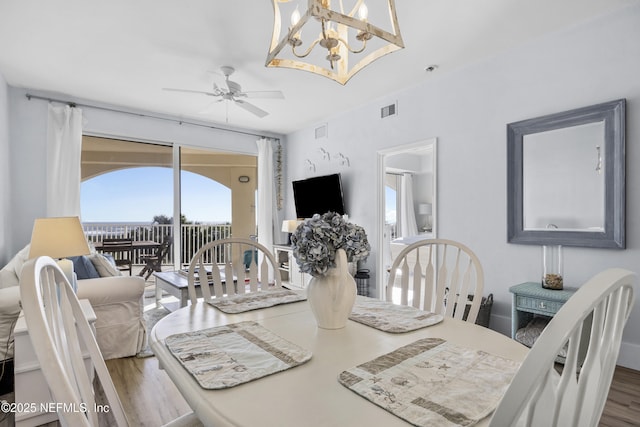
81, 137, 256, 271
80, 136, 173, 265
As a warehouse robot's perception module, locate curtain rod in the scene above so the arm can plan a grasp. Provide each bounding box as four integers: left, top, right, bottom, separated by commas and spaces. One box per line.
25, 93, 275, 140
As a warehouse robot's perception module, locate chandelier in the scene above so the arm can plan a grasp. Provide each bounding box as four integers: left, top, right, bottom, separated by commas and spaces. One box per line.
266, 0, 404, 85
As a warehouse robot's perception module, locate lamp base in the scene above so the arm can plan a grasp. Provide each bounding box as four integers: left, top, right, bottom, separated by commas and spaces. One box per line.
56, 258, 78, 292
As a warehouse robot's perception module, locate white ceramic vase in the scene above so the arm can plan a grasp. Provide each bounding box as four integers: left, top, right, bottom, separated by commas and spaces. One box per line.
306, 248, 357, 329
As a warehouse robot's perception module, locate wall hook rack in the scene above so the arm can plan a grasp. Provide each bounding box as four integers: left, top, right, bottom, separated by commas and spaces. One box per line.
335, 152, 350, 167
305, 159, 316, 172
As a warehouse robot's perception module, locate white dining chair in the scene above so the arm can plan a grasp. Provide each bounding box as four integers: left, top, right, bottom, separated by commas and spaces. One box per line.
187, 237, 283, 305
19, 256, 202, 427
386, 238, 485, 323
490, 268, 635, 427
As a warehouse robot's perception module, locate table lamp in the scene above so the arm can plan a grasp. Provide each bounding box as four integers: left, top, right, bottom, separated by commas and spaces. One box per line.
418, 203, 432, 232
29, 216, 91, 285
282, 220, 300, 245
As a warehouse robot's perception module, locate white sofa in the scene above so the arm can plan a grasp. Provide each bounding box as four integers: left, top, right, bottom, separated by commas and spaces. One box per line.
0, 246, 146, 361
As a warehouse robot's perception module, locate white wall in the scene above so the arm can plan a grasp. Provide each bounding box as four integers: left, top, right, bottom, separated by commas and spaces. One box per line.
284, 5, 640, 368
0, 72, 10, 265
7, 87, 282, 255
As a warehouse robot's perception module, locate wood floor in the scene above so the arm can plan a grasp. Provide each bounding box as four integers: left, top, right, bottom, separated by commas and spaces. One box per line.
105, 355, 640, 426
105, 356, 193, 427
600, 366, 640, 427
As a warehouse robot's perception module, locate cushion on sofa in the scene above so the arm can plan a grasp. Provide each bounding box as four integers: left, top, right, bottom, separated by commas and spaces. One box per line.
88, 253, 122, 277
69, 256, 100, 280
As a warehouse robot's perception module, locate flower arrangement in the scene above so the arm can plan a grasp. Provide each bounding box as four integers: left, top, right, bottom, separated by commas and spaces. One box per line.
291, 212, 370, 277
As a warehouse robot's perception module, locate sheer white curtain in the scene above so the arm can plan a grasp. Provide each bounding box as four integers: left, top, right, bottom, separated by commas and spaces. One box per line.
46, 104, 83, 217
256, 137, 276, 279
398, 172, 419, 237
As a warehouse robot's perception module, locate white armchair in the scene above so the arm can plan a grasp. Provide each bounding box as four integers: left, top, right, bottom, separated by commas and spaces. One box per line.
76, 275, 146, 359
0, 246, 146, 362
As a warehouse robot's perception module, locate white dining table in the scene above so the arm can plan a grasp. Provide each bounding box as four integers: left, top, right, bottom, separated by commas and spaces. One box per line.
150, 295, 529, 427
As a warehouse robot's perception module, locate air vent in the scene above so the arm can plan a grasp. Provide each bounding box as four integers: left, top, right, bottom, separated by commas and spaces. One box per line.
315, 124, 328, 139
381, 102, 397, 118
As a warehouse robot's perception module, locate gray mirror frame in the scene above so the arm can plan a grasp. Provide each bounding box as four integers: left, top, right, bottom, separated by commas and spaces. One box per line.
507, 99, 626, 249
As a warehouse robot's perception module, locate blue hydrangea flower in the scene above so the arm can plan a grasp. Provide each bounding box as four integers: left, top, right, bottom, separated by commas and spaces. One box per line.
291, 212, 370, 277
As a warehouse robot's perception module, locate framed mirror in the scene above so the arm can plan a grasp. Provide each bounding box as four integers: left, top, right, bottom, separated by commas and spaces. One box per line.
507, 99, 625, 248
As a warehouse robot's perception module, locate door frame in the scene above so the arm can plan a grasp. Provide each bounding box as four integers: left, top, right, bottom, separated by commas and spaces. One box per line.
376, 138, 437, 298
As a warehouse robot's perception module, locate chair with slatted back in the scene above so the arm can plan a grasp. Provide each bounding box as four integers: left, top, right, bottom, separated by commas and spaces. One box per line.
386, 238, 485, 323
187, 238, 282, 306
101, 237, 133, 275
19, 256, 203, 427
19, 256, 130, 426
138, 235, 172, 280
490, 268, 635, 427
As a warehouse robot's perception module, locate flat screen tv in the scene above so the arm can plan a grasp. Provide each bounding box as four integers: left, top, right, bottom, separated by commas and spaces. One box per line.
292, 173, 346, 218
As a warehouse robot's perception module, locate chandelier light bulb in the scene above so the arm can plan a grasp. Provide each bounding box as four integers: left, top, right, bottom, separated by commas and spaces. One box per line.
325, 21, 334, 34
288, 7, 303, 46
358, 3, 369, 21
291, 8, 301, 26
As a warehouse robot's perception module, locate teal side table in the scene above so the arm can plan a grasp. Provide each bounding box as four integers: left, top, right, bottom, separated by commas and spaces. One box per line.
509, 282, 577, 340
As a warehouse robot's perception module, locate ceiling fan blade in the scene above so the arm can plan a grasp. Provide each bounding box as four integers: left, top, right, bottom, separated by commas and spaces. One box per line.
234, 99, 269, 118
163, 88, 218, 97
226, 80, 242, 95
243, 90, 285, 99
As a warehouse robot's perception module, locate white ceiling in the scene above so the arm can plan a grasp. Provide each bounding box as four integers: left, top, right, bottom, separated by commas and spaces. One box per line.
0, 0, 634, 135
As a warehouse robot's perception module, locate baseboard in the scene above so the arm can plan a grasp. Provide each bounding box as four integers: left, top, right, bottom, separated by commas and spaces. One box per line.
488, 314, 512, 337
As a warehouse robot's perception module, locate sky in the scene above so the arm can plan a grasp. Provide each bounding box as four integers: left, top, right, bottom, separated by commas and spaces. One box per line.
81, 167, 231, 223
385, 186, 396, 224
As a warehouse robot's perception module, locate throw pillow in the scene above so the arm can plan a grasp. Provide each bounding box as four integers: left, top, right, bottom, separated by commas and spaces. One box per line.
88, 253, 122, 277
69, 256, 101, 280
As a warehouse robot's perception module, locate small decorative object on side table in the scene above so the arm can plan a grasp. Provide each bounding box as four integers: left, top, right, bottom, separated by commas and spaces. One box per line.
541, 226, 563, 290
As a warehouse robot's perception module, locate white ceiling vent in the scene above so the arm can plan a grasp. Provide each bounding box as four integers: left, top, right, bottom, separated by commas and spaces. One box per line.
381, 102, 398, 118
315, 123, 328, 139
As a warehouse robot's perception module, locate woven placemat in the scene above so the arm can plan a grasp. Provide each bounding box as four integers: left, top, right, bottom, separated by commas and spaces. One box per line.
206, 288, 306, 314
166, 321, 312, 389
339, 338, 520, 427
349, 298, 443, 333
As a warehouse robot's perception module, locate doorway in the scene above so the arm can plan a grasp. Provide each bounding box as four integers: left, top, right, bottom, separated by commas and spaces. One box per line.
376, 138, 437, 297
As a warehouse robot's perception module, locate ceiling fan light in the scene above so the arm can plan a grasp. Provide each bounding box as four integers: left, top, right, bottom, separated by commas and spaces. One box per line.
266, 0, 404, 85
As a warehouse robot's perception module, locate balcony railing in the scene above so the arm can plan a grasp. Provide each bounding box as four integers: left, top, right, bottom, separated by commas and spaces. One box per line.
82, 222, 232, 267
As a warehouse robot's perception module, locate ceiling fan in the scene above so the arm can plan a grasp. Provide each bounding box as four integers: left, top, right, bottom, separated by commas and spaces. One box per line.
163, 66, 284, 118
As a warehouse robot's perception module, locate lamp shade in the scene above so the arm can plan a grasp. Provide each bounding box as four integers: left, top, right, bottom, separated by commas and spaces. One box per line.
29, 216, 91, 259
282, 220, 300, 233
418, 203, 432, 215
